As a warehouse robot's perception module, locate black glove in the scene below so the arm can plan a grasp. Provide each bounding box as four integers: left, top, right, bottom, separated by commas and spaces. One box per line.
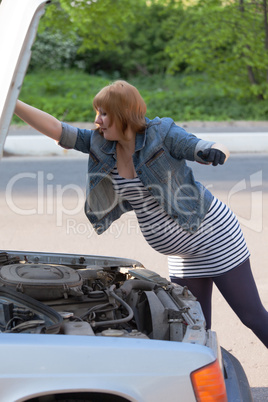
197, 148, 226, 166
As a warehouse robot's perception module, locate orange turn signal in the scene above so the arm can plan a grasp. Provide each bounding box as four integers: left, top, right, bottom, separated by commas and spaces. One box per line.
190, 359, 227, 401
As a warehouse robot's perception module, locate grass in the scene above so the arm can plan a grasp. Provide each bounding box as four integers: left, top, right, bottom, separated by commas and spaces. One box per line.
13, 69, 268, 124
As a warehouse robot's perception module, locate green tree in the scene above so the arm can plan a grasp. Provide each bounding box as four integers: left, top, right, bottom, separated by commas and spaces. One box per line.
165, 0, 268, 99
40, 0, 145, 51
122, 1, 181, 75
35, 0, 179, 77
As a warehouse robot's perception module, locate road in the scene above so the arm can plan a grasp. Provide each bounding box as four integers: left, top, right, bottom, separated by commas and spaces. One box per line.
0, 154, 267, 401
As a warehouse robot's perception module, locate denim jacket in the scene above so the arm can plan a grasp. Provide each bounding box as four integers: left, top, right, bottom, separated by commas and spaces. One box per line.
59, 117, 215, 234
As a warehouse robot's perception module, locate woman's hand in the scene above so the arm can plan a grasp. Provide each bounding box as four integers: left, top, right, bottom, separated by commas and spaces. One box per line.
197, 143, 230, 166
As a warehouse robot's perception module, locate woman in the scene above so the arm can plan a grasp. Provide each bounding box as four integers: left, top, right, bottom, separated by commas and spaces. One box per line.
15, 80, 268, 347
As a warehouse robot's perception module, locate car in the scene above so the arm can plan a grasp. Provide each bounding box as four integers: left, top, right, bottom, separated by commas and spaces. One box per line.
0, 0, 253, 401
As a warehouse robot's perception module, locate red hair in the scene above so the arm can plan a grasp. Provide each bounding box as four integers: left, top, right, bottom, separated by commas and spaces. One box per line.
93, 80, 147, 133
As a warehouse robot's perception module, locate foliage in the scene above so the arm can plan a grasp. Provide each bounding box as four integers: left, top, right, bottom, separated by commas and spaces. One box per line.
32, 0, 178, 77
29, 31, 80, 71
13, 70, 268, 124
118, 2, 181, 75
32, 0, 268, 101
165, 0, 268, 99
39, 0, 144, 51
23, 0, 268, 110
14, 70, 110, 123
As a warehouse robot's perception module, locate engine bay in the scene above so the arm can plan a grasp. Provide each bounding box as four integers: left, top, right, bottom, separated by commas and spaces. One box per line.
0, 251, 207, 344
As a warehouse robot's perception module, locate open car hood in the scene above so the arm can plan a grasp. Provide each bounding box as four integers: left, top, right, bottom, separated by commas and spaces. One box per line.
0, 0, 48, 158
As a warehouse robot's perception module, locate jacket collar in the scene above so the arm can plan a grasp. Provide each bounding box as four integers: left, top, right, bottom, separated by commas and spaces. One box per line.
135, 117, 161, 151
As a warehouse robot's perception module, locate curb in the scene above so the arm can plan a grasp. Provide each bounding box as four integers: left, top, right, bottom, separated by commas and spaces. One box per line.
3, 132, 268, 157
4, 135, 84, 157
196, 132, 268, 153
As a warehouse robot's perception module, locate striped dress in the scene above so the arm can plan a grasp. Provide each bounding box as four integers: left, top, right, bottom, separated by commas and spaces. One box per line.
111, 167, 250, 278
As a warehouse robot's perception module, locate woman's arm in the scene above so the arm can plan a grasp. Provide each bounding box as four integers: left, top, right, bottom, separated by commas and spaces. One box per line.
14, 100, 62, 141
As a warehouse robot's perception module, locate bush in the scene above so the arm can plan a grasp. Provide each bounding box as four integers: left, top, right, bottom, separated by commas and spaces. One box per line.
13, 70, 268, 124
15, 70, 110, 123
29, 3, 178, 78
29, 31, 80, 71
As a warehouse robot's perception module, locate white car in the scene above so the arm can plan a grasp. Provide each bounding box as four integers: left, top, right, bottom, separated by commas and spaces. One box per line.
0, 1, 253, 401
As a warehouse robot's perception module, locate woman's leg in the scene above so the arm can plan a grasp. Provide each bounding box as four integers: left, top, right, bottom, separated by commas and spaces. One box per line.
213, 259, 268, 347
170, 277, 213, 329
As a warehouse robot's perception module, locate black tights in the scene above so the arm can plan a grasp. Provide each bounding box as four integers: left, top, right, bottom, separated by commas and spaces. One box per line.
171, 259, 268, 347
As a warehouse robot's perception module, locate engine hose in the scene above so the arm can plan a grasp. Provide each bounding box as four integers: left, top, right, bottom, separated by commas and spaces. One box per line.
92, 286, 134, 328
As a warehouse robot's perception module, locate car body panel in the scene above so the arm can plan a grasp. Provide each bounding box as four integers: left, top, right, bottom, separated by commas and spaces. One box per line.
0, 333, 217, 402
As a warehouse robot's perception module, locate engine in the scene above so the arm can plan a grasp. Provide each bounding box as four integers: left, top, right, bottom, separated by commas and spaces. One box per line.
0, 257, 207, 344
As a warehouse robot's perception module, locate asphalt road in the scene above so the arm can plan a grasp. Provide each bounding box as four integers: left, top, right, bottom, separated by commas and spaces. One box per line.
0, 154, 267, 401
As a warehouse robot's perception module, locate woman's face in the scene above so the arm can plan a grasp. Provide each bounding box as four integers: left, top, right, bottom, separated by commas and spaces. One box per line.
95, 108, 122, 141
